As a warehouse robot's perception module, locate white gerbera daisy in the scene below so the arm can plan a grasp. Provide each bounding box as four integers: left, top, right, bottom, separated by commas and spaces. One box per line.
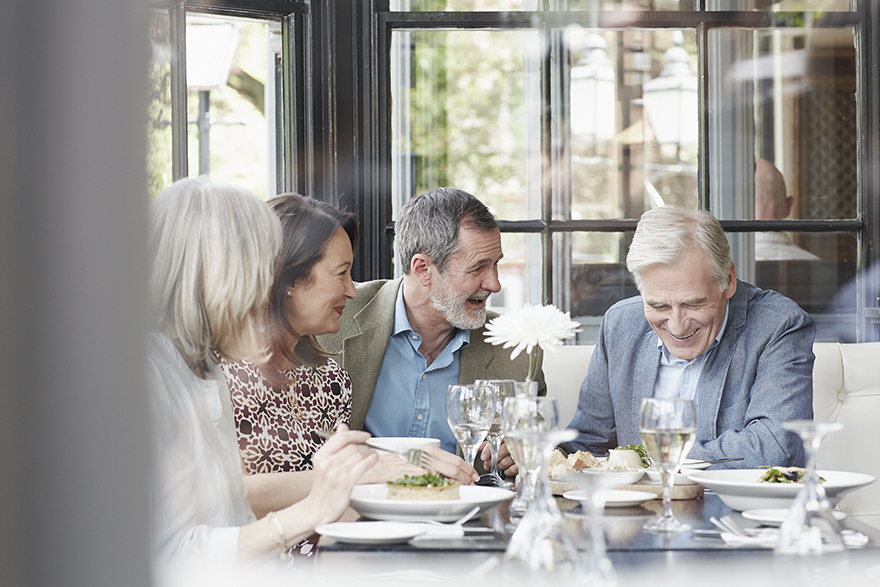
484, 304, 581, 381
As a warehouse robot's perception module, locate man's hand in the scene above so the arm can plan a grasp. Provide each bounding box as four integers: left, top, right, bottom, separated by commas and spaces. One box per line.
480, 439, 518, 477
422, 445, 480, 485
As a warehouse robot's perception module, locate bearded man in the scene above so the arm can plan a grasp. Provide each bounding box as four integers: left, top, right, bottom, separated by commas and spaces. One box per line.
318, 187, 546, 465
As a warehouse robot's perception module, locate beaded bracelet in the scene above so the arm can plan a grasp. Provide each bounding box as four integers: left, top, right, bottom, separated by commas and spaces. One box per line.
266, 511, 289, 560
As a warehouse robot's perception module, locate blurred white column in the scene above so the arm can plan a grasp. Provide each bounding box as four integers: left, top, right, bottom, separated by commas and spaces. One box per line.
0, 2, 152, 586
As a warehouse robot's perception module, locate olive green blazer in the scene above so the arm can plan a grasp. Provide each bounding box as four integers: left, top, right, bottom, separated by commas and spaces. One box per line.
317, 277, 546, 430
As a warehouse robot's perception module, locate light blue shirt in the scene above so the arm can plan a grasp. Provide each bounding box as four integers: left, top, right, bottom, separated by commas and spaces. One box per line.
653, 303, 730, 408
363, 286, 468, 454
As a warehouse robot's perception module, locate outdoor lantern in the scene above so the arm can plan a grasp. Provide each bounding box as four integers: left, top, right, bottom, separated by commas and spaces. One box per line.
570, 33, 616, 143
186, 19, 241, 91
642, 31, 698, 147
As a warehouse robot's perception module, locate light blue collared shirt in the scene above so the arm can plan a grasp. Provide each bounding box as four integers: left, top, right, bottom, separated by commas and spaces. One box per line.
653, 303, 730, 408
363, 286, 468, 454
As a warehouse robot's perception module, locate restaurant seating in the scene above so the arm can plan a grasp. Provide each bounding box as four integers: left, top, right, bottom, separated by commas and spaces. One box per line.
544, 341, 880, 530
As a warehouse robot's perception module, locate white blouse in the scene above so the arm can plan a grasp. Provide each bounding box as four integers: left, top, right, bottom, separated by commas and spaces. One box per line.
147, 333, 256, 566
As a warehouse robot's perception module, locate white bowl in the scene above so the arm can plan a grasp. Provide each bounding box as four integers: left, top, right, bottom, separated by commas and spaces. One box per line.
366, 437, 441, 454
686, 469, 876, 511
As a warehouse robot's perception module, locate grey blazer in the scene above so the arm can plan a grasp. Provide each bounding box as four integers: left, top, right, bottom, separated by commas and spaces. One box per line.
567, 280, 815, 468
318, 278, 546, 430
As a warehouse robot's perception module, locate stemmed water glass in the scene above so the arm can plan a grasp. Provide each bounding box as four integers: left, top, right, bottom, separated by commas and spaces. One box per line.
775, 420, 847, 555
446, 383, 496, 470
503, 396, 579, 572
638, 397, 696, 533
474, 379, 517, 489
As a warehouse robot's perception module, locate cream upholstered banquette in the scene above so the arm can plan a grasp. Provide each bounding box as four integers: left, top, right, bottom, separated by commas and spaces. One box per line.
543, 342, 880, 530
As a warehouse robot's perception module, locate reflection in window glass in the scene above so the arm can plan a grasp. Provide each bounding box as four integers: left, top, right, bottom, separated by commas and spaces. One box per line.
148, 10, 173, 198
185, 15, 271, 199
708, 27, 856, 221
565, 28, 699, 222
392, 29, 540, 220
751, 231, 857, 342
710, 0, 853, 12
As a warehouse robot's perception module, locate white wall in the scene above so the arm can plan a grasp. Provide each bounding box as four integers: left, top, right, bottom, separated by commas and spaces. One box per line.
0, 2, 152, 586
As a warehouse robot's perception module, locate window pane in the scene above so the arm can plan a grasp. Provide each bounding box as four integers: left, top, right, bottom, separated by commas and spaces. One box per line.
564, 28, 699, 221
709, 0, 853, 12
565, 231, 636, 317
707, 27, 857, 221
391, 0, 537, 11
391, 29, 541, 220
391, 0, 695, 10
185, 15, 272, 199
488, 233, 543, 315
752, 231, 857, 342
148, 9, 173, 198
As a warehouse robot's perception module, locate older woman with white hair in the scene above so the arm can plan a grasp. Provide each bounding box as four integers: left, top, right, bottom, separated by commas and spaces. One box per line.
148, 177, 377, 565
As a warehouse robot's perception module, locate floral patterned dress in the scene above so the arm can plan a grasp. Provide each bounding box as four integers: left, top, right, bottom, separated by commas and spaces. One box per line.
221, 358, 352, 473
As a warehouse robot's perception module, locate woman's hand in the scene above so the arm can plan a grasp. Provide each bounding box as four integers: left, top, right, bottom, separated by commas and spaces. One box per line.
481, 439, 518, 477
301, 424, 378, 525
422, 446, 479, 485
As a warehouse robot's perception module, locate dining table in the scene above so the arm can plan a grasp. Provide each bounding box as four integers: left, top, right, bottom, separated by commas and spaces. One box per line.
301, 489, 880, 586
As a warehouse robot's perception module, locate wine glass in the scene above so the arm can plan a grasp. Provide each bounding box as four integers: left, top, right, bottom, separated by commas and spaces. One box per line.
775, 420, 847, 556
474, 379, 517, 489
446, 383, 496, 470
503, 396, 579, 573
638, 397, 696, 533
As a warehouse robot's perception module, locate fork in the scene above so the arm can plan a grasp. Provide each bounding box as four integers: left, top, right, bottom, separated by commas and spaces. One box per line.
316, 430, 436, 472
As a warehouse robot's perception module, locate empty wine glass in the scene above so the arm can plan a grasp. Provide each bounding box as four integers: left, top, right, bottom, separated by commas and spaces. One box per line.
503, 396, 579, 573
446, 383, 495, 470
638, 397, 696, 533
474, 379, 517, 489
775, 420, 846, 556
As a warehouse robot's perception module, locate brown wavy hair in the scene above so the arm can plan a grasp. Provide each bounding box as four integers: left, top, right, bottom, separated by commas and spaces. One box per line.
262, 193, 358, 384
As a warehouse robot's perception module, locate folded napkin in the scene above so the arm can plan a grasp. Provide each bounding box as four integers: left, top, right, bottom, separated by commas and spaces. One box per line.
408, 523, 465, 541
720, 529, 869, 549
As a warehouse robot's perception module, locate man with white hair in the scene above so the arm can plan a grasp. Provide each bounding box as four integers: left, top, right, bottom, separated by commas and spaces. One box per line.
319, 187, 545, 473
568, 206, 815, 468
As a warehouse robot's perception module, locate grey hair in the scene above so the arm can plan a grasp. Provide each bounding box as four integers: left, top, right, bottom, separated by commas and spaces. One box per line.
150, 177, 282, 372
395, 187, 498, 274
626, 207, 732, 292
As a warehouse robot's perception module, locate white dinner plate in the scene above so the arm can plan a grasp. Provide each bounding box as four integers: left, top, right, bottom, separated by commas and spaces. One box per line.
350, 484, 514, 522
563, 489, 656, 508
686, 469, 875, 511
315, 521, 426, 545
741, 508, 847, 528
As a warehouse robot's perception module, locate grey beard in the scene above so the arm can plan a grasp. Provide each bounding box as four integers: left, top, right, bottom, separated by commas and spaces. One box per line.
429, 279, 488, 330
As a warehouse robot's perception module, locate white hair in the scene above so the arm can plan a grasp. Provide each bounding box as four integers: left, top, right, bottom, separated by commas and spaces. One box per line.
150, 177, 282, 371
626, 207, 732, 292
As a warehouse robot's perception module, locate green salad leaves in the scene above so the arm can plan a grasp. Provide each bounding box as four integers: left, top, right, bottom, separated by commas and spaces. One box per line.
388, 473, 452, 487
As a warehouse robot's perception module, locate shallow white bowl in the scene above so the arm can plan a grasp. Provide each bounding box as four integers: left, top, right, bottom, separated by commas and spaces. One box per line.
350, 484, 513, 522
686, 469, 875, 511
563, 489, 656, 508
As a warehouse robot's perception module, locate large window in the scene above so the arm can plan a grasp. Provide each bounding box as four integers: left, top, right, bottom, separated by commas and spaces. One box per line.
148, 1, 880, 344
383, 1, 878, 344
